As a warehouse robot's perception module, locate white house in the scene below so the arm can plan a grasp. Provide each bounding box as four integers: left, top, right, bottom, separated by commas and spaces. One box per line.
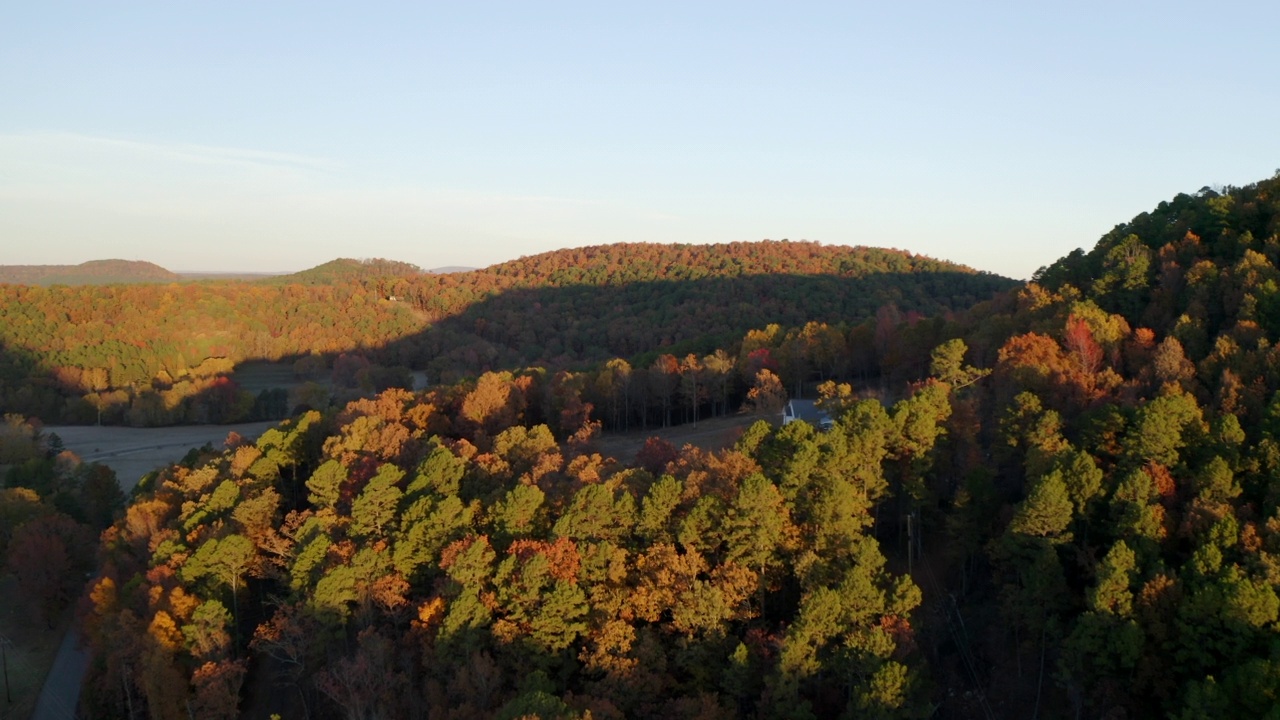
782, 399, 833, 430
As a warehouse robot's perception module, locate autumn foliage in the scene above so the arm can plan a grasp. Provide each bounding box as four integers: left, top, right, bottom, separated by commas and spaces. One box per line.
10, 177, 1280, 717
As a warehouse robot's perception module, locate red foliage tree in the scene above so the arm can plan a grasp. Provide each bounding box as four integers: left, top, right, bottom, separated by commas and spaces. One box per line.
1064, 315, 1104, 376
7, 513, 93, 626
637, 437, 679, 475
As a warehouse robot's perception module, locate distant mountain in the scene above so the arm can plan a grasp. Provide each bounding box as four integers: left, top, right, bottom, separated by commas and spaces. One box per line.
427, 265, 477, 274
266, 258, 424, 285
0, 259, 180, 285
482, 240, 996, 287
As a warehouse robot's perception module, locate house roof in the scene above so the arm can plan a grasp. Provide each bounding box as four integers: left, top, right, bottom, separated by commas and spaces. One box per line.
785, 399, 831, 424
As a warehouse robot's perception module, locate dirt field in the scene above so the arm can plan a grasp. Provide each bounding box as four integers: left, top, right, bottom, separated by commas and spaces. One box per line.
592, 411, 773, 462
47, 421, 279, 493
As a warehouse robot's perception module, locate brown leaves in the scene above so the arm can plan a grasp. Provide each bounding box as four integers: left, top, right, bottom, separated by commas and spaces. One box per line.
323, 414, 411, 466
124, 497, 176, 550
879, 614, 917, 658
416, 596, 446, 629
745, 369, 786, 415
666, 445, 760, 502
636, 437, 678, 475
228, 444, 263, 479
190, 660, 247, 720
460, 371, 523, 436
997, 329, 1122, 411
628, 544, 758, 636
146, 610, 184, 653
249, 602, 315, 674
6, 512, 93, 625
507, 537, 582, 583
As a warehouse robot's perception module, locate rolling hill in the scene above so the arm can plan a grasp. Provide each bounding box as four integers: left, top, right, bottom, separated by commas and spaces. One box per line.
0, 259, 180, 285
0, 241, 1014, 425
265, 257, 425, 285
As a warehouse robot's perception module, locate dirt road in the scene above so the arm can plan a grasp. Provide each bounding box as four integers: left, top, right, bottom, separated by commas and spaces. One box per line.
29, 627, 87, 720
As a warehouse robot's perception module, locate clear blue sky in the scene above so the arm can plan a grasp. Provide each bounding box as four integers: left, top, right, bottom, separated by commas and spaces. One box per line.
2, 2, 1278, 279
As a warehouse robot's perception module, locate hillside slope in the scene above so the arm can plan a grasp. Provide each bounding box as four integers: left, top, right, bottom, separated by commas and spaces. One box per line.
0, 241, 1013, 425
0, 259, 180, 285
1035, 174, 1280, 344
266, 257, 424, 285
484, 240, 987, 286
393, 241, 1015, 376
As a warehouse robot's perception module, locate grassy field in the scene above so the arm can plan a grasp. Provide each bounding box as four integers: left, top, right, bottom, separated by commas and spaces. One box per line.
49, 421, 279, 493
592, 411, 771, 463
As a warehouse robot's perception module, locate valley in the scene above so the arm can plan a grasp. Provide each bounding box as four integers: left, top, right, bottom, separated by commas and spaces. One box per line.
4, 175, 1280, 718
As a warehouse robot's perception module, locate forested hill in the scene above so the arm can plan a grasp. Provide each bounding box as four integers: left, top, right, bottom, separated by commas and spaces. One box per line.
1034, 173, 1280, 341
482, 241, 985, 287
265, 258, 425, 285
0, 259, 180, 285
392, 241, 1015, 379
394, 241, 1006, 319
847, 172, 1280, 718
0, 241, 1015, 425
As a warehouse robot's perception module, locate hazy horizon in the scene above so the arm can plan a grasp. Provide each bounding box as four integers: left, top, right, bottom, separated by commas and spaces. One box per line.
3, 3, 1279, 280
0, 256, 482, 276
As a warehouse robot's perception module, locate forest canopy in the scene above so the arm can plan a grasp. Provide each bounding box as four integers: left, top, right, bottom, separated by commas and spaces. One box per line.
9, 174, 1280, 717
0, 241, 1012, 426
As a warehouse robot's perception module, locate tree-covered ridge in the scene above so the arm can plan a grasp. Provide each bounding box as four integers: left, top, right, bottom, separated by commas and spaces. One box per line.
820, 173, 1280, 718
266, 258, 425, 286
0, 259, 181, 286
0, 241, 1015, 426
922, 278, 1280, 718
1034, 172, 1280, 340
401, 271, 1012, 385
484, 240, 993, 287
0, 281, 423, 423
386, 241, 1013, 383
394, 240, 1011, 325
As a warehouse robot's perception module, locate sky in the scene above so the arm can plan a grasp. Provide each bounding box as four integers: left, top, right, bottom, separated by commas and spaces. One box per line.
2, 2, 1278, 279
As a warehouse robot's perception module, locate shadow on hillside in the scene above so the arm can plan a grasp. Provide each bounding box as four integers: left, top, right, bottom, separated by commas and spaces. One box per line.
3, 269, 1016, 426
379, 270, 1015, 381
0, 336, 290, 428
0, 339, 67, 420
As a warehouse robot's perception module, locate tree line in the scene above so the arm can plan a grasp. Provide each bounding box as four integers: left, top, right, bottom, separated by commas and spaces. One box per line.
0, 241, 1012, 427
